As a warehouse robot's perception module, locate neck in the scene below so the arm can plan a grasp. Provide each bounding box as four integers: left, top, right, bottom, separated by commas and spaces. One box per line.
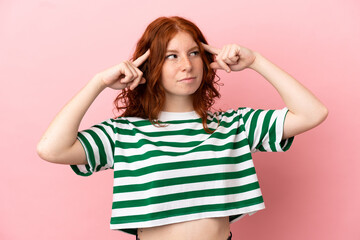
162, 95, 194, 112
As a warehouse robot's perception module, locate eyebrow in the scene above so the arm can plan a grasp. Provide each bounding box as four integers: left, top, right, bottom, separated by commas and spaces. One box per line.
166, 46, 199, 53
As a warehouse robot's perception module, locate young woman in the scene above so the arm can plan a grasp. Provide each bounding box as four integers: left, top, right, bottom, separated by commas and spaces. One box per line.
37, 16, 328, 240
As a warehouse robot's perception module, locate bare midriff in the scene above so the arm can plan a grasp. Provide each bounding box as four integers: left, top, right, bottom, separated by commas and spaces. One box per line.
137, 216, 230, 240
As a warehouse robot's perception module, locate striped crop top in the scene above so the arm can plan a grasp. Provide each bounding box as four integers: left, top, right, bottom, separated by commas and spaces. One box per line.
71, 107, 294, 235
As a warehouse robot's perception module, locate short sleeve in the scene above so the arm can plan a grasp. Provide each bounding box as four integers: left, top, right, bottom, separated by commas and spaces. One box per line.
70, 119, 115, 176
239, 107, 294, 153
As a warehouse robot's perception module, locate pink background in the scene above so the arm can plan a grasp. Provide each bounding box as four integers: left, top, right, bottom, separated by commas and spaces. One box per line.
1, 0, 359, 239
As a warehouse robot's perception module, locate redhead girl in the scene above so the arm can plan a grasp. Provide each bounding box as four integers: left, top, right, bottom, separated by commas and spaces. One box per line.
37, 16, 328, 240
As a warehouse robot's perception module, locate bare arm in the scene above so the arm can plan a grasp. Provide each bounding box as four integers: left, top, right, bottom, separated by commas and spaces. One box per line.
37, 76, 106, 165
248, 52, 328, 139
37, 50, 150, 165
202, 43, 328, 139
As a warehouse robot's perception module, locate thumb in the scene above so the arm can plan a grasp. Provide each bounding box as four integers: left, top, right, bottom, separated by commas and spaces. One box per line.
210, 62, 222, 70
139, 78, 146, 84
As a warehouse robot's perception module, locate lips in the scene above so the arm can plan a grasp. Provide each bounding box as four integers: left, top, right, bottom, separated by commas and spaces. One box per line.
178, 77, 196, 82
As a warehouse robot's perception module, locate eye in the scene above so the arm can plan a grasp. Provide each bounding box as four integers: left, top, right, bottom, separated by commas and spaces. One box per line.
165, 54, 177, 59
190, 51, 200, 56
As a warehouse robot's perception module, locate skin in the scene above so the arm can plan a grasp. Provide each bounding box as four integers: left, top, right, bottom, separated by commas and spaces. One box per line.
36, 50, 150, 165
37, 29, 328, 240
202, 43, 328, 139
160, 31, 204, 112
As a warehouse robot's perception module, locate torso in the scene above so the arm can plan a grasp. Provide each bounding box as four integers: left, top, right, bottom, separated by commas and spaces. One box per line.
137, 217, 230, 240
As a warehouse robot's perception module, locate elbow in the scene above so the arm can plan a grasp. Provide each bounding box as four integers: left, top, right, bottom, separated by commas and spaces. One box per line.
317, 105, 329, 124
310, 105, 329, 128
36, 142, 59, 163
285, 106, 328, 138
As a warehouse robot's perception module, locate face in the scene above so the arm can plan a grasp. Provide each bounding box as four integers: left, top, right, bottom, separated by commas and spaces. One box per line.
160, 31, 203, 103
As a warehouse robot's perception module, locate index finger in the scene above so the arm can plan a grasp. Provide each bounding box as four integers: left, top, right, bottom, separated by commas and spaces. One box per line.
201, 43, 220, 55
132, 49, 150, 67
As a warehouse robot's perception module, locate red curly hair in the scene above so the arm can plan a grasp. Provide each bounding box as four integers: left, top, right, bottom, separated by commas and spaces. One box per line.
114, 16, 221, 133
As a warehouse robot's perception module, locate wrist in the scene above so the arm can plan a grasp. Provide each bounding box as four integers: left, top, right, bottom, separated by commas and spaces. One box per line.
90, 74, 107, 92
248, 52, 263, 71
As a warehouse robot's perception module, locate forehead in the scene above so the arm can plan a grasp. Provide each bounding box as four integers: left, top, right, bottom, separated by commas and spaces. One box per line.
166, 31, 198, 50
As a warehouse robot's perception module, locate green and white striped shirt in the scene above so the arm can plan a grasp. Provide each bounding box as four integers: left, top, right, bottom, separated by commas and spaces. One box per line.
71, 107, 294, 235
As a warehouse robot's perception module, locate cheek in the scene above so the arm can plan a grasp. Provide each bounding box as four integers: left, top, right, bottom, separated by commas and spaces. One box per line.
160, 64, 174, 87
197, 60, 204, 76
161, 63, 175, 78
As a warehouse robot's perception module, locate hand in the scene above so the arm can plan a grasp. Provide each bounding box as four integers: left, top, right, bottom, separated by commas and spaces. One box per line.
96, 50, 150, 90
202, 43, 256, 72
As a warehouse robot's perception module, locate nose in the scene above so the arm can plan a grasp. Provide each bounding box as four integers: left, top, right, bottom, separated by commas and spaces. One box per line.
180, 55, 192, 72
